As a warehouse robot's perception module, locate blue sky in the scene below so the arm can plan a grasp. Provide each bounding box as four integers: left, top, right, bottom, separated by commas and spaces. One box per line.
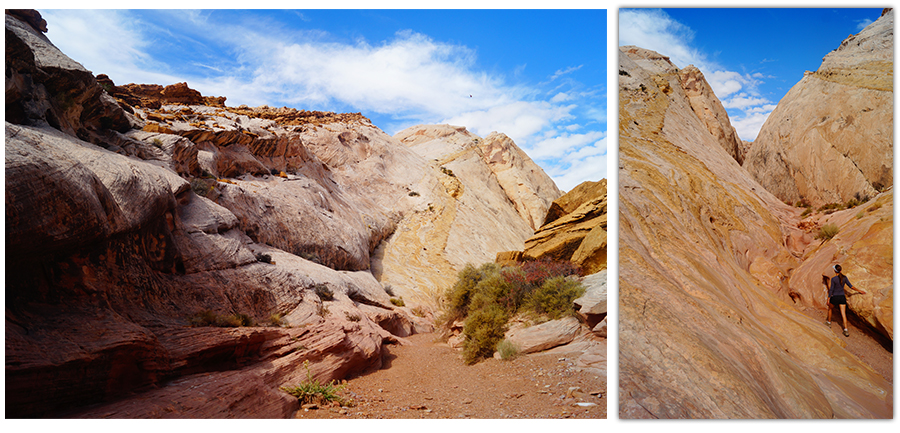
40, 8, 607, 191
619, 7, 884, 141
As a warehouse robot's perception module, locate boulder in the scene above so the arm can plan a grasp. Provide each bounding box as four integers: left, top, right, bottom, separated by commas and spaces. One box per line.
504, 316, 582, 354
574, 270, 607, 328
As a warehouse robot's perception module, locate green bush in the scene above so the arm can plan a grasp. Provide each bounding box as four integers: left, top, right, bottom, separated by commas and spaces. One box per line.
497, 338, 520, 361
462, 302, 508, 365
800, 207, 812, 218
815, 223, 840, 241
443, 260, 585, 364
189, 310, 253, 327
523, 276, 586, 320
269, 313, 285, 327
281, 360, 351, 407
390, 297, 405, 307
314, 283, 334, 301
151, 138, 163, 148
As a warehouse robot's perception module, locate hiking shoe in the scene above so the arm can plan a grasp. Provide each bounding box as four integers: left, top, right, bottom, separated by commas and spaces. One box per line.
825, 321, 831, 326
843, 329, 850, 337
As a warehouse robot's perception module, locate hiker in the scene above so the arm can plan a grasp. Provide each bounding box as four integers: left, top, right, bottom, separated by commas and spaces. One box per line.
824, 264, 866, 337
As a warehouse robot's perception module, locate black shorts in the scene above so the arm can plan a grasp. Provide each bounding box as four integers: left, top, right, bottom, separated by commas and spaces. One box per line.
830, 295, 847, 305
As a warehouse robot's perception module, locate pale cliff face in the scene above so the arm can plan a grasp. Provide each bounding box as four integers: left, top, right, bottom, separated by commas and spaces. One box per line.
743, 9, 893, 207
618, 45, 892, 419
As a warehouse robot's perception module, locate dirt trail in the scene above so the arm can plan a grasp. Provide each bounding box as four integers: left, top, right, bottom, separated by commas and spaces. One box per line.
797, 304, 893, 384
293, 332, 606, 419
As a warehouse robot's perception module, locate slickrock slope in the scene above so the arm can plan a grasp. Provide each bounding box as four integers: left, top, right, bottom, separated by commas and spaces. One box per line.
788, 191, 893, 341
618, 45, 892, 419
5, 11, 555, 418
743, 9, 893, 207
374, 125, 561, 306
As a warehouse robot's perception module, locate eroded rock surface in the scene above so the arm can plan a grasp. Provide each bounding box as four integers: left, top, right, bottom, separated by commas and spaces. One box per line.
618, 45, 892, 419
743, 9, 893, 207
4, 10, 554, 418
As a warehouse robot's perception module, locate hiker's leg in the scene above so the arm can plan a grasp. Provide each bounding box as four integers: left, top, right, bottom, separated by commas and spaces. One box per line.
826, 302, 832, 322
839, 304, 848, 330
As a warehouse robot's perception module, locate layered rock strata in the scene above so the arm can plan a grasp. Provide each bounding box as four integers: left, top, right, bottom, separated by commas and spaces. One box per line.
5, 10, 559, 417
497, 179, 608, 275
618, 45, 892, 419
743, 9, 893, 207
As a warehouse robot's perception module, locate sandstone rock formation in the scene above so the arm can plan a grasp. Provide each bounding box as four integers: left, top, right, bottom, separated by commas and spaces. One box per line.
374, 124, 561, 306
5, 10, 558, 418
679, 65, 745, 164
788, 191, 894, 341
618, 45, 892, 418
743, 9, 893, 207
497, 179, 607, 275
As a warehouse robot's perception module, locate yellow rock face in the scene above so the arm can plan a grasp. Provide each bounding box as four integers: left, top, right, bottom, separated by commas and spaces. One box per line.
618, 45, 892, 419
523, 179, 607, 274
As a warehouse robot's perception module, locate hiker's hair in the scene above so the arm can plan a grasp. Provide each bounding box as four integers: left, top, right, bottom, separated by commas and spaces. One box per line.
833, 264, 848, 288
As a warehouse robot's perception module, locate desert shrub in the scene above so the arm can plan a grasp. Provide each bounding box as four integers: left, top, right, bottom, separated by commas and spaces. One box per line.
815, 223, 840, 241
299, 251, 321, 264
189, 310, 219, 327
867, 202, 882, 213
344, 312, 361, 322
255, 253, 272, 263
497, 338, 520, 361
845, 198, 860, 209
314, 283, 334, 301
818, 202, 842, 214
190, 178, 216, 197
382, 283, 395, 297
523, 276, 586, 320
856, 212, 864, 219
462, 302, 508, 365
269, 313, 285, 327
440, 166, 456, 177
190, 310, 253, 327
800, 207, 813, 218
408, 191, 420, 197
281, 360, 351, 407
151, 138, 163, 148
410, 306, 427, 317
390, 297, 405, 307
444, 259, 584, 364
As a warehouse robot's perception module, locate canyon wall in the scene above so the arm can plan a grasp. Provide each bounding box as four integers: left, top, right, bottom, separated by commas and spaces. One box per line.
4, 10, 559, 417
618, 45, 892, 419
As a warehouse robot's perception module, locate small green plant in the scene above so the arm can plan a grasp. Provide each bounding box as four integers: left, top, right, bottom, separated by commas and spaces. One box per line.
151, 138, 163, 148
281, 360, 351, 406
462, 302, 508, 364
256, 253, 272, 264
497, 338, 520, 361
345, 312, 361, 322
314, 283, 334, 301
440, 166, 455, 177
390, 297, 405, 307
800, 207, 812, 218
856, 212, 864, 219
410, 306, 427, 318
818, 202, 842, 215
408, 191, 420, 197
867, 202, 882, 213
845, 198, 861, 209
189, 310, 253, 327
269, 313, 285, 327
815, 223, 840, 241
523, 276, 586, 320
191, 178, 216, 197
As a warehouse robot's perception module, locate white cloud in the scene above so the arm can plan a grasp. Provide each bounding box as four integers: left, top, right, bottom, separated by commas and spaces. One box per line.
549, 65, 583, 82
857, 18, 874, 30
619, 9, 708, 70
550, 92, 571, 103
42, 10, 181, 86
731, 110, 774, 142
722, 93, 772, 110
528, 130, 606, 160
